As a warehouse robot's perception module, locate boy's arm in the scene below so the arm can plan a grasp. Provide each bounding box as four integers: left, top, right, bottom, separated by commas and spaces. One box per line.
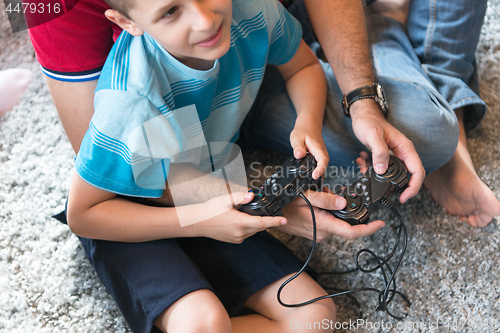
275, 40, 329, 179
67, 172, 286, 243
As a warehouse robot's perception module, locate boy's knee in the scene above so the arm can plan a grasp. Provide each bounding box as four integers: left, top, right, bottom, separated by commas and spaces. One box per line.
161, 306, 232, 333
291, 299, 337, 332
191, 307, 232, 333
156, 290, 232, 333
316, 298, 337, 331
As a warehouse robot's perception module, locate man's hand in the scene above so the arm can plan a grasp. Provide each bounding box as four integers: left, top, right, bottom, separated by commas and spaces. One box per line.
350, 99, 425, 204
278, 187, 385, 241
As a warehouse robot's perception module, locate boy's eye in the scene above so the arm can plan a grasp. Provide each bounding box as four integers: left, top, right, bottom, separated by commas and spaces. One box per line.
163, 6, 178, 18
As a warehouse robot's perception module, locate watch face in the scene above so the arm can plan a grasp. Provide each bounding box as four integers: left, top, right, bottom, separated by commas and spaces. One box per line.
375, 84, 388, 113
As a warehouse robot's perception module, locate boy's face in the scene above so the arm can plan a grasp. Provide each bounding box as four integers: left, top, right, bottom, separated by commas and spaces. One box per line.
116, 0, 232, 70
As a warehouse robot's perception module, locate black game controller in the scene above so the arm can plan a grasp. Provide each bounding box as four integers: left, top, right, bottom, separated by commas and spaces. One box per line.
240, 153, 321, 216
330, 155, 409, 225
241, 153, 412, 317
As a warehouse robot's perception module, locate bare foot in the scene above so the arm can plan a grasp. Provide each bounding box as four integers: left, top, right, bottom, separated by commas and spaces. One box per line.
423, 112, 500, 227
368, 0, 410, 25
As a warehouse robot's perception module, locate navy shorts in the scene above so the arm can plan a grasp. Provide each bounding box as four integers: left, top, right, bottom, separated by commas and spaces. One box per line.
55, 211, 305, 333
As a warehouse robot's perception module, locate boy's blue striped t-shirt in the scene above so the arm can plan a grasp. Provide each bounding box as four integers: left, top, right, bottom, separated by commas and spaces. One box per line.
75, 0, 302, 197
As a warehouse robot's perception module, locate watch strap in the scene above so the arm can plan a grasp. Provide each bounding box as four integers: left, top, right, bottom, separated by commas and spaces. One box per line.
342, 85, 378, 117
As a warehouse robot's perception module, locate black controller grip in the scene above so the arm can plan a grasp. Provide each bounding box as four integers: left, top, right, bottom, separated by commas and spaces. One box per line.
329, 155, 409, 225
239, 153, 321, 216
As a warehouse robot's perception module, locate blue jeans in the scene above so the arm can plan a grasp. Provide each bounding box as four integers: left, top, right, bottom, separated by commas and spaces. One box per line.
238, 0, 487, 174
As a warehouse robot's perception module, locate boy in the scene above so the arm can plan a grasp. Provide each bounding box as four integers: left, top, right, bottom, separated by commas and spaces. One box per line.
67, 0, 336, 332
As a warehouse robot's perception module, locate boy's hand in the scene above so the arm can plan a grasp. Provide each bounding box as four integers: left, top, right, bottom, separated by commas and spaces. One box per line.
279, 187, 385, 241
191, 192, 287, 244
290, 118, 329, 180
275, 39, 329, 180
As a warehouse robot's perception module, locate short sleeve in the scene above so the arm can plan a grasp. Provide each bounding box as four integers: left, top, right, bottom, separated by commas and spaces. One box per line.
28, 0, 122, 82
266, 1, 302, 66
75, 90, 182, 198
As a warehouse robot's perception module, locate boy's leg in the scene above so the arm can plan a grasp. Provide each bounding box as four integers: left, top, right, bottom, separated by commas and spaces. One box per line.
231, 272, 336, 333
177, 231, 307, 316
77, 235, 226, 333
155, 289, 231, 333
177, 233, 334, 333
68, 206, 306, 333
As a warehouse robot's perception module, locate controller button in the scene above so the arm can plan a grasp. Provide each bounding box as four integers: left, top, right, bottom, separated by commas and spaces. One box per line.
350, 202, 358, 209
271, 179, 277, 184
361, 177, 368, 183
356, 183, 362, 189
362, 185, 367, 191
364, 191, 369, 196
350, 192, 357, 199
365, 196, 370, 202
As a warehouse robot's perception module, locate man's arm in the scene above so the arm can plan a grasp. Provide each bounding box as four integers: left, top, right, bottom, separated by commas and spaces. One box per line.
45, 77, 96, 153
303, 0, 374, 92
303, 0, 425, 203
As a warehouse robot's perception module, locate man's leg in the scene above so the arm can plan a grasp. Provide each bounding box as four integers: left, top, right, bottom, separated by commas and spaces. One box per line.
405, 0, 500, 226
239, 10, 460, 174
368, 0, 410, 25
423, 108, 500, 227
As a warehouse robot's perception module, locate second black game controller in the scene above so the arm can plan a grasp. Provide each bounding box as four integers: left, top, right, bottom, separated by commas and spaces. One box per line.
239, 153, 321, 216
329, 155, 409, 225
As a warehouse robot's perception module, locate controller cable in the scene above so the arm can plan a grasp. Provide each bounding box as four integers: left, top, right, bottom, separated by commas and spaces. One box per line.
276, 191, 411, 320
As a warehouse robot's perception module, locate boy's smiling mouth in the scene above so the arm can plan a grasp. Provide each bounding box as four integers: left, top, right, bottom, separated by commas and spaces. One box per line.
196, 23, 223, 47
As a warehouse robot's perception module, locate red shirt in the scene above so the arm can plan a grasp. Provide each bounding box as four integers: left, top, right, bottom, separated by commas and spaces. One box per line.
29, 0, 286, 82
29, 0, 122, 81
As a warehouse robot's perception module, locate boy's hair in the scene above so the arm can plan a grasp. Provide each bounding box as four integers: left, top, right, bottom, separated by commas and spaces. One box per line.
103, 0, 133, 19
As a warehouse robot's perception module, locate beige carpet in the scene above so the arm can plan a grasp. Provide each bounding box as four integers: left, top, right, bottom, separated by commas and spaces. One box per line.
1, 2, 499, 332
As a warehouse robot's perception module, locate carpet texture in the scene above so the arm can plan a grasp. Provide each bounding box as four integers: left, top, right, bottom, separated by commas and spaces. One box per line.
1, 2, 499, 332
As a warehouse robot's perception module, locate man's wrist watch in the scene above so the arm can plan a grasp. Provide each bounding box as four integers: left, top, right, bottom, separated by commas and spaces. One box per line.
342, 83, 388, 117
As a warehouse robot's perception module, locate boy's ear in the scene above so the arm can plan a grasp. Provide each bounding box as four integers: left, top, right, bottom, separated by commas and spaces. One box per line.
104, 9, 144, 36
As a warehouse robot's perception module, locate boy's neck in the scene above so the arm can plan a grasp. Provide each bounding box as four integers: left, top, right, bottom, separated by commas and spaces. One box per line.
161, 46, 217, 71
178, 57, 216, 71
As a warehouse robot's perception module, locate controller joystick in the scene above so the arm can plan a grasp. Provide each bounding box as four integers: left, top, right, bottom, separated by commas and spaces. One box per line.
240, 153, 321, 216
330, 155, 409, 225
